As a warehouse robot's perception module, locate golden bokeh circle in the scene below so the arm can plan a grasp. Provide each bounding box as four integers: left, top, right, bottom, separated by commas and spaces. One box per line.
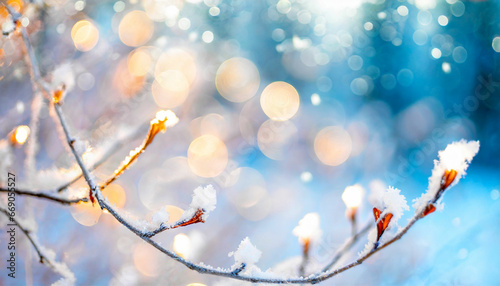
314, 126, 352, 166
260, 81, 300, 121
133, 243, 161, 277
127, 47, 153, 77
257, 119, 297, 160
155, 49, 196, 85
216, 57, 260, 102
187, 135, 228, 178
71, 201, 102, 226
71, 20, 99, 52
118, 10, 154, 47
152, 70, 190, 108
103, 184, 126, 209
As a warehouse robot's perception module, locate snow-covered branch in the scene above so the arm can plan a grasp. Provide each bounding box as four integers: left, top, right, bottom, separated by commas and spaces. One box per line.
0, 187, 87, 205
0, 205, 75, 285
3, 2, 482, 284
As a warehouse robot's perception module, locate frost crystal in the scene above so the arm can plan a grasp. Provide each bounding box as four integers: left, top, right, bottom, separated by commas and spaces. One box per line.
181, 185, 217, 221
292, 212, 322, 244
151, 208, 169, 226
413, 140, 480, 213
376, 187, 409, 229
51, 63, 75, 91
228, 237, 262, 267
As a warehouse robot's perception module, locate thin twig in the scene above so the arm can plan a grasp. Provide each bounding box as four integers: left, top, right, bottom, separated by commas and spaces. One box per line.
54, 95, 437, 284
0, 205, 51, 264
0, 187, 88, 205
0, 205, 75, 283
12, 3, 456, 282
100, 110, 177, 190
143, 209, 205, 238
321, 222, 372, 273
298, 239, 309, 278
56, 122, 147, 192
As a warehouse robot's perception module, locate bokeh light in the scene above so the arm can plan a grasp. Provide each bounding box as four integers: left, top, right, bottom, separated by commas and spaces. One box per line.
133, 243, 161, 277
155, 49, 197, 85
6, 0, 23, 13
165, 205, 184, 224
71, 20, 99, 52
118, 10, 154, 47
225, 167, 271, 221
173, 233, 191, 258
216, 57, 260, 103
142, 0, 183, 22
152, 70, 190, 108
187, 135, 228, 178
12, 125, 30, 145
260, 81, 300, 121
314, 126, 352, 166
113, 58, 145, 97
257, 119, 297, 160
71, 201, 102, 226
493, 37, 500, 53
127, 47, 153, 77
103, 184, 126, 211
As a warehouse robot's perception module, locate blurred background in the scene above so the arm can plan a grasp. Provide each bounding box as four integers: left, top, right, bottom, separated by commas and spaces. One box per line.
1, 0, 500, 285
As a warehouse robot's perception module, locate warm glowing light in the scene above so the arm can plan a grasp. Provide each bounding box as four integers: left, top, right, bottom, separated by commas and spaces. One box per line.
13, 125, 30, 145
119, 10, 154, 47
215, 57, 260, 102
133, 243, 161, 277
142, 0, 184, 22
198, 113, 228, 139
128, 47, 153, 77
442, 62, 451, 74
342, 184, 365, 209
103, 184, 126, 212
292, 212, 322, 244
7, 0, 23, 13
311, 93, 321, 105
187, 135, 228, 178
71, 20, 99, 52
173, 233, 191, 258
152, 70, 190, 108
415, 0, 436, 10
314, 126, 352, 166
186, 283, 207, 286
71, 201, 102, 226
260, 81, 300, 121
165, 205, 184, 224
113, 58, 145, 97
155, 49, 197, 85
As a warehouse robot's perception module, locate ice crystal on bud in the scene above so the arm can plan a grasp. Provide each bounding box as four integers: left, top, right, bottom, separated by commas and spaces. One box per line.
51, 63, 75, 92
181, 185, 217, 222
151, 208, 170, 226
154, 110, 179, 128
229, 237, 262, 268
413, 140, 480, 213
102, 110, 179, 188
375, 187, 409, 229
292, 212, 322, 245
